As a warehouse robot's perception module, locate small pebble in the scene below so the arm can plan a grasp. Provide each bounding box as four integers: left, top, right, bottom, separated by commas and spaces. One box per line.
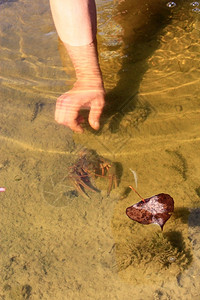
14, 175, 22, 181
166, 1, 176, 8
190, 2, 199, 6
175, 105, 183, 112
168, 256, 176, 262
192, 7, 200, 12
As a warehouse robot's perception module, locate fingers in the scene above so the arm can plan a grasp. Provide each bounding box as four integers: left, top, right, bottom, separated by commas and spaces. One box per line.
55, 91, 105, 132
55, 93, 83, 132
88, 97, 105, 130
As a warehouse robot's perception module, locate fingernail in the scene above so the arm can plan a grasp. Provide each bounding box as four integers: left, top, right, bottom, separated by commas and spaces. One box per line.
77, 128, 83, 133
94, 122, 99, 130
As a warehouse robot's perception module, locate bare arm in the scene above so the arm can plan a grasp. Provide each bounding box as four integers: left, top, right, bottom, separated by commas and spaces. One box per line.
50, 0, 105, 132
49, 0, 97, 46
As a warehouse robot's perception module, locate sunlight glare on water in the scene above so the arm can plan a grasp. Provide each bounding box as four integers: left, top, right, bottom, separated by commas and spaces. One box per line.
0, 0, 200, 299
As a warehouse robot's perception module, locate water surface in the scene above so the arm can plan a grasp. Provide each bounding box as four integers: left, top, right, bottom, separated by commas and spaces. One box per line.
0, 0, 200, 299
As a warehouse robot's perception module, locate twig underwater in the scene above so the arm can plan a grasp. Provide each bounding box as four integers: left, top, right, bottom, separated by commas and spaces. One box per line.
129, 168, 138, 188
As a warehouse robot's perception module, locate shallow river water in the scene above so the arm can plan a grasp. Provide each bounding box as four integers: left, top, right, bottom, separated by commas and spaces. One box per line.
0, 0, 200, 299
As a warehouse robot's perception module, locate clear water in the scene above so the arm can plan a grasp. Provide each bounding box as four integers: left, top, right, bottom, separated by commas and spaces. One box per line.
0, 0, 200, 299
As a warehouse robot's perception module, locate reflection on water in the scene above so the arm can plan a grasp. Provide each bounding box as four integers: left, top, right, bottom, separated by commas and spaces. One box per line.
0, 0, 200, 299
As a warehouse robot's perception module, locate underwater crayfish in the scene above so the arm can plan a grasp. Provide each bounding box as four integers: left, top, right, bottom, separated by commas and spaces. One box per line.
68, 149, 118, 198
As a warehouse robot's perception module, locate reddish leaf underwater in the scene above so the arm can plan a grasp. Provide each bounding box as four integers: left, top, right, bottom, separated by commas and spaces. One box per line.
126, 193, 174, 230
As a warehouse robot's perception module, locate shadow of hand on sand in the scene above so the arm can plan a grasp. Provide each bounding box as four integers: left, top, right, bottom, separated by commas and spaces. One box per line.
98, 0, 172, 133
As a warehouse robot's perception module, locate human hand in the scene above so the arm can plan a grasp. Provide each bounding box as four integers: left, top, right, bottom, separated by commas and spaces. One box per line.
55, 84, 105, 133
54, 39, 104, 132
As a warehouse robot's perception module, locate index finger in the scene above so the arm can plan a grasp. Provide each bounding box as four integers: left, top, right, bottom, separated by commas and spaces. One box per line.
55, 96, 83, 132
64, 103, 84, 132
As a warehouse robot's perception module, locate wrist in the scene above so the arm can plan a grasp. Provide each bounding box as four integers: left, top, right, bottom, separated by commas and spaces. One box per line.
73, 77, 104, 91
74, 67, 104, 89
65, 40, 104, 89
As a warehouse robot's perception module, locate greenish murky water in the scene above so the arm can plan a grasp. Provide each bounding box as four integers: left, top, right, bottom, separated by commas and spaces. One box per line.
0, 0, 200, 299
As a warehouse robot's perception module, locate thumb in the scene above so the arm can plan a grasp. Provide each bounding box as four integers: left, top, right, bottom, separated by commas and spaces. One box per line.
88, 99, 104, 130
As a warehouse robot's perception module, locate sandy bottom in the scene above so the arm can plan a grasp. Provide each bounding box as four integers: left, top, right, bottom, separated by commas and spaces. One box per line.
1, 125, 200, 300
1, 0, 200, 299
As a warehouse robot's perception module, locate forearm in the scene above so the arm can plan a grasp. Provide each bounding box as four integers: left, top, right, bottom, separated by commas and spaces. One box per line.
65, 41, 104, 89
49, 0, 97, 46
50, 0, 103, 88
